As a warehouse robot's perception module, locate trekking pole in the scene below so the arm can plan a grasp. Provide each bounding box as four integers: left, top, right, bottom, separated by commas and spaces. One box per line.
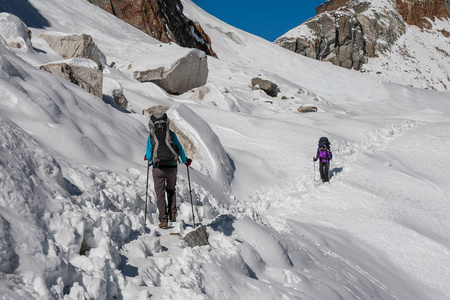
143, 162, 150, 229
186, 165, 196, 228
313, 157, 316, 181
327, 160, 331, 181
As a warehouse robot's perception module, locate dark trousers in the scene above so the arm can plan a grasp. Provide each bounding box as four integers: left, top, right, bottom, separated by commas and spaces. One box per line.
319, 161, 329, 182
152, 167, 177, 222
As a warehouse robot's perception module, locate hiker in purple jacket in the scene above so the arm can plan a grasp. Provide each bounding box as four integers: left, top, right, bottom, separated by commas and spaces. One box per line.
313, 142, 332, 182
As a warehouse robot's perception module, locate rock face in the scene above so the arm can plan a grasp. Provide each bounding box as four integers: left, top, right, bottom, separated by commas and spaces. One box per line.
275, 0, 450, 71
40, 33, 103, 69
134, 50, 208, 95
395, 0, 450, 29
275, 1, 407, 70
316, 0, 351, 14
87, 0, 217, 57
39, 61, 103, 98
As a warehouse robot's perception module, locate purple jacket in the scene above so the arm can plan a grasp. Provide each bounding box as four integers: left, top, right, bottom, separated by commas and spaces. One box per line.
315, 148, 331, 162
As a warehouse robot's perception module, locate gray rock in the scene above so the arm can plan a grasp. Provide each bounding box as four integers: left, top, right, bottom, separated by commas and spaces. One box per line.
142, 105, 170, 118
183, 225, 209, 248
112, 89, 128, 110
298, 106, 318, 113
40, 33, 103, 69
251, 77, 278, 97
0, 217, 19, 273
39, 62, 103, 98
7, 42, 21, 49
79, 239, 91, 256
134, 51, 208, 95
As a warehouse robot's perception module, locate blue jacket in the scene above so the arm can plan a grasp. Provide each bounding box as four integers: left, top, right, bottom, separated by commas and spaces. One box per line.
146, 131, 187, 166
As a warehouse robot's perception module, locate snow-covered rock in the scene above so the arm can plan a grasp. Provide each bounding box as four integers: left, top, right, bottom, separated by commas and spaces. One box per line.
40, 33, 103, 69
39, 58, 103, 98
103, 77, 129, 110
0, 13, 33, 52
251, 77, 279, 97
133, 48, 208, 95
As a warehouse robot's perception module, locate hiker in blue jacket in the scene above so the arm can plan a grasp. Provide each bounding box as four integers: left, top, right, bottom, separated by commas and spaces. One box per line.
144, 113, 191, 229
313, 142, 332, 182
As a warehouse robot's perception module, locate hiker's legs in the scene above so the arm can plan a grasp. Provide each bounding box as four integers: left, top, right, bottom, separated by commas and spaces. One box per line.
165, 168, 178, 215
324, 161, 330, 182
319, 161, 326, 181
152, 167, 168, 222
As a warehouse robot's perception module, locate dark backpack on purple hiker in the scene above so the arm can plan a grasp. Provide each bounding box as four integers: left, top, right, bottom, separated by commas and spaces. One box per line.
318, 137, 332, 160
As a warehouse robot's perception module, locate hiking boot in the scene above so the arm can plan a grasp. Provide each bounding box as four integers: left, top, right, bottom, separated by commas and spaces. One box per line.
159, 221, 168, 229
169, 212, 176, 222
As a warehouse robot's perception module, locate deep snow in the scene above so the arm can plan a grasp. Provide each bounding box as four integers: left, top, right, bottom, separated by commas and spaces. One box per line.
0, 0, 449, 299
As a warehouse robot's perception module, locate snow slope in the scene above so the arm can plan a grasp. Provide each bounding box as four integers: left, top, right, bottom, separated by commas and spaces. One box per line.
0, 0, 449, 299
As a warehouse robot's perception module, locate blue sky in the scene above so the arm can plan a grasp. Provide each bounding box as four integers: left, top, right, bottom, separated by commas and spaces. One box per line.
191, 0, 325, 41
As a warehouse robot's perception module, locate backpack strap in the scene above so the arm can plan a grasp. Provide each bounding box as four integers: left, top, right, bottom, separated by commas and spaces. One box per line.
165, 130, 178, 157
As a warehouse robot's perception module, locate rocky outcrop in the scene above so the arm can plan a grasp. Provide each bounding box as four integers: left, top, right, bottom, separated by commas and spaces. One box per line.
316, 0, 351, 14
40, 33, 103, 69
275, 0, 450, 71
39, 59, 103, 98
134, 50, 208, 95
87, 0, 217, 57
396, 0, 450, 29
251, 78, 279, 97
275, 1, 406, 70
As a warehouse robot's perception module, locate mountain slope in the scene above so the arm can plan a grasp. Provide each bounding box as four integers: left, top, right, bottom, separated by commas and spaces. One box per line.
275, 0, 450, 91
0, 0, 449, 299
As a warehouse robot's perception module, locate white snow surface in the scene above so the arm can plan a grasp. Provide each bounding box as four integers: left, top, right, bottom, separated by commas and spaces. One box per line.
0, 0, 449, 299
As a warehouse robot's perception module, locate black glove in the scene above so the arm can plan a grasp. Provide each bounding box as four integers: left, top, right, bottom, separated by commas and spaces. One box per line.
185, 158, 192, 166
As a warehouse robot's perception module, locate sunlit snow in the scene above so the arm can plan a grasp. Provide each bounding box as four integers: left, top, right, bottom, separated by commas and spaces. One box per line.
0, 0, 449, 299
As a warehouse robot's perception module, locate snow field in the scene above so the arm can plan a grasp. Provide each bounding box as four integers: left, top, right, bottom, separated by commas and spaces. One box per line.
0, 0, 449, 299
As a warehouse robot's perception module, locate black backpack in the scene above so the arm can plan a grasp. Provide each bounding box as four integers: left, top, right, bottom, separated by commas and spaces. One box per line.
149, 113, 179, 167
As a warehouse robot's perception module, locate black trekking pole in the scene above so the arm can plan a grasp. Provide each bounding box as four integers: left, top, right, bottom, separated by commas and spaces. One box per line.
327, 160, 331, 182
186, 165, 196, 228
313, 157, 316, 181
143, 162, 150, 230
